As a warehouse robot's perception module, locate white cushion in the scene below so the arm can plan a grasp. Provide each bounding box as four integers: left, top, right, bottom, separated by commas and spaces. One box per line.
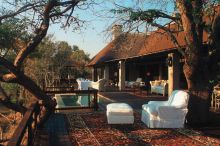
107, 103, 133, 113
170, 90, 189, 108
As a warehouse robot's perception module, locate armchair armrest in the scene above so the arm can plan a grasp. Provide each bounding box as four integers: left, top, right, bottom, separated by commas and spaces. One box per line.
149, 81, 154, 86
158, 106, 188, 119
148, 101, 168, 106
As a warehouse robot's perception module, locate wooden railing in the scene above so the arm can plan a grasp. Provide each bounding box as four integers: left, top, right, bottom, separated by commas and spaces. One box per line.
7, 88, 98, 145
44, 86, 75, 92
7, 101, 40, 146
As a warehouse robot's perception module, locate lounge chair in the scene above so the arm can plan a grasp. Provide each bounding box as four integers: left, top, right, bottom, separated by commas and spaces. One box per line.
125, 78, 145, 88
141, 90, 189, 128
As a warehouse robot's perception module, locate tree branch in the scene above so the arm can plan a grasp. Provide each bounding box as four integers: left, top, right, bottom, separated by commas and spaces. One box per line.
0, 2, 41, 22
49, 4, 73, 18
0, 57, 19, 75
150, 22, 185, 56
13, 0, 80, 69
13, 1, 55, 69
0, 85, 27, 114
0, 73, 17, 83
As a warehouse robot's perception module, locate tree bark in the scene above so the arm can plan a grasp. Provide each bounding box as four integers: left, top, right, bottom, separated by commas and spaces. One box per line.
176, 0, 210, 126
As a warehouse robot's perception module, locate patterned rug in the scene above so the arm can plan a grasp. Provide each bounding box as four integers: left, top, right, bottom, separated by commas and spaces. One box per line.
66, 112, 220, 146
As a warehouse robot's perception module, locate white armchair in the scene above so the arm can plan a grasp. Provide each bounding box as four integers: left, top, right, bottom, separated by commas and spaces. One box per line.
141, 90, 189, 128
150, 80, 168, 96
125, 78, 145, 88
89, 79, 107, 91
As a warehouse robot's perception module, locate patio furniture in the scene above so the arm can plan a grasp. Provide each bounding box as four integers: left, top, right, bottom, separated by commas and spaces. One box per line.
106, 103, 134, 124
141, 90, 189, 128
125, 78, 145, 88
89, 78, 107, 91
211, 85, 220, 110
150, 80, 168, 96
76, 79, 92, 90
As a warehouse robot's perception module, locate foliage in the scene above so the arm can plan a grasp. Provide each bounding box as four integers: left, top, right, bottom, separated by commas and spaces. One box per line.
24, 35, 91, 88
0, 18, 29, 56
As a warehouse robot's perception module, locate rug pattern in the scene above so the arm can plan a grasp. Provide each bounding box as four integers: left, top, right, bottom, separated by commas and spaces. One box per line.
66, 112, 220, 146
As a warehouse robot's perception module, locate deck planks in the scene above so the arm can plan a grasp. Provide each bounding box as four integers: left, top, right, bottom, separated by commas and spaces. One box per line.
34, 113, 72, 146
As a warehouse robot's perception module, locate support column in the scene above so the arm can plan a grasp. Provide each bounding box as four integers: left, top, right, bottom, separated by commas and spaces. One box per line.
159, 64, 163, 80
104, 65, 109, 80
92, 67, 98, 82
168, 53, 180, 96
119, 61, 125, 91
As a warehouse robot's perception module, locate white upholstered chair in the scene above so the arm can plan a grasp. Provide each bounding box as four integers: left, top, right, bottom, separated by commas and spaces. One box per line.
141, 90, 189, 128
126, 78, 145, 88
89, 78, 107, 91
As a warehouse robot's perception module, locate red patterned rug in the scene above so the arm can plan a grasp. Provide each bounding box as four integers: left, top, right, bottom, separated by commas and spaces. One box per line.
66, 112, 220, 145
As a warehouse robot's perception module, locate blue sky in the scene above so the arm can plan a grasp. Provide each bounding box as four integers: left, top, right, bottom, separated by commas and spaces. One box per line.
48, 21, 107, 58
48, 15, 109, 58
48, 1, 174, 58
48, 1, 115, 58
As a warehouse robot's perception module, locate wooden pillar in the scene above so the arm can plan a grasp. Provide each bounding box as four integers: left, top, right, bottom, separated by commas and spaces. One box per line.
159, 64, 163, 80
119, 61, 125, 91
92, 67, 98, 82
104, 65, 109, 80
168, 53, 180, 96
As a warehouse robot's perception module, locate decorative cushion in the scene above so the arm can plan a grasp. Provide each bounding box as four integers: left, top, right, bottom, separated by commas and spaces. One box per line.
170, 90, 189, 108
154, 81, 160, 86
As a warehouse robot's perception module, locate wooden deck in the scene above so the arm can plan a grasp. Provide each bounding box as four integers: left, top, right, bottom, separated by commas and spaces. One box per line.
32, 91, 220, 145
33, 92, 167, 145
34, 113, 72, 146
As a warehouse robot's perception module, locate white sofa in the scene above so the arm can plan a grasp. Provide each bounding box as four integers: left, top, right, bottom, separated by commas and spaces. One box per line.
89, 78, 107, 91
150, 80, 168, 96
141, 90, 189, 128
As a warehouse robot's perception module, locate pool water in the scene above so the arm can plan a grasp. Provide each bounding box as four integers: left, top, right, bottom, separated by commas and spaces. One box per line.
54, 94, 112, 109
55, 94, 95, 108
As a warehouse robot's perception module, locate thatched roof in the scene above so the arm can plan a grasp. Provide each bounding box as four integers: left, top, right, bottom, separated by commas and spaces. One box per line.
88, 22, 209, 66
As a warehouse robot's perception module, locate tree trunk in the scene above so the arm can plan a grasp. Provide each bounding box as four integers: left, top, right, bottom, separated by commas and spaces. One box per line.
17, 73, 57, 126
177, 0, 210, 126
17, 73, 56, 106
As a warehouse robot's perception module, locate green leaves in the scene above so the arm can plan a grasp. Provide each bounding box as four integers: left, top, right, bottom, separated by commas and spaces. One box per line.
129, 9, 159, 22
0, 18, 29, 58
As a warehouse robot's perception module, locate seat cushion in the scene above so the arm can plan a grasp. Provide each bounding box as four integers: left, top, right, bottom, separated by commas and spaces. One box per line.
107, 103, 133, 113
107, 103, 134, 124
